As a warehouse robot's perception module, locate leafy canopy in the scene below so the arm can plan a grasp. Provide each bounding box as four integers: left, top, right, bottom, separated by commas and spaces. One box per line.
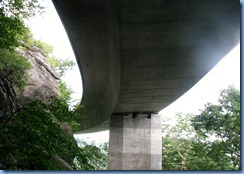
0, 48, 30, 89
162, 86, 240, 170
192, 86, 240, 169
0, 0, 43, 49
0, 99, 80, 170
0, 0, 43, 19
73, 141, 108, 170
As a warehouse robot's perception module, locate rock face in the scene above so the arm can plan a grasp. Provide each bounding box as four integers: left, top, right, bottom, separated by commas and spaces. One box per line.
0, 77, 20, 123
0, 46, 75, 170
16, 46, 60, 106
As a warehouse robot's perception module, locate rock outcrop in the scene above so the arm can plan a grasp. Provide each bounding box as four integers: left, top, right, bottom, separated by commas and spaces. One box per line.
16, 46, 60, 106
0, 45, 76, 170
0, 77, 20, 123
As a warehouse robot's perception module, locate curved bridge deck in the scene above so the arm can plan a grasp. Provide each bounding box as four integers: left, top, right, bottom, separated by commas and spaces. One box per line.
52, 0, 240, 133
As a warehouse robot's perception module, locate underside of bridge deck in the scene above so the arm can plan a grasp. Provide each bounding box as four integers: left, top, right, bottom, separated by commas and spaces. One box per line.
52, 0, 240, 133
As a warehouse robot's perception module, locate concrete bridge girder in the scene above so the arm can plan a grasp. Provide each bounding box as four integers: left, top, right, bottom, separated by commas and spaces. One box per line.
52, 0, 240, 132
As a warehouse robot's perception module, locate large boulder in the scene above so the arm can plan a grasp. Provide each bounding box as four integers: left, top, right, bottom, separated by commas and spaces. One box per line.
16, 46, 60, 106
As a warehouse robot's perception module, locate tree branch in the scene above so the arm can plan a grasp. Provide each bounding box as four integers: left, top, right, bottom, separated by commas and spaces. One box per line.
55, 155, 73, 170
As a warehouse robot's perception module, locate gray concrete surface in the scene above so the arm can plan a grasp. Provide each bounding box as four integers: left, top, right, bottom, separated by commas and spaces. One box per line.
109, 114, 162, 170
52, 0, 240, 132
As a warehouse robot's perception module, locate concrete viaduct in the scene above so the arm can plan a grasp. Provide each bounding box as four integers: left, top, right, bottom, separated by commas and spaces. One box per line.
52, 0, 240, 170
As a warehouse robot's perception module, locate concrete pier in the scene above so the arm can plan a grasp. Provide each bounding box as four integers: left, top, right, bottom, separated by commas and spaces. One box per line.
108, 114, 162, 170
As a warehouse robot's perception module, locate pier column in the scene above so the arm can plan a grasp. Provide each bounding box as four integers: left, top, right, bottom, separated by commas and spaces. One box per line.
108, 114, 162, 170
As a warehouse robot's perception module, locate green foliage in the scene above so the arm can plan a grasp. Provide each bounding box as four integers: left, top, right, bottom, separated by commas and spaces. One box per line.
24, 37, 54, 57
0, 0, 43, 49
162, 113, 197, 170
49, 56, 75, 78
58, 80, 73, 104
34, 40, 53, 56
0, 0, 43, 19
0, 0, 43, 90
48, 56, 76, 104
0, 95, 108, 170
192, 86, 240, 169
0, 48, 31, 89
162, 86, 240, 170
0, 99, 81, 170
0, 9, 28, 49
74, 141, 108, 170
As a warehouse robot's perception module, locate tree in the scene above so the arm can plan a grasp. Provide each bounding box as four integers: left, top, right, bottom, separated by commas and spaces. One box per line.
0, 0, 43, 92
0, 99, 80, 169
162, 86, 240, 170
73, 141, 108, 170
48, 56, 75, 78
192, 86, 240, 169
48, 55, 75, 104
162, 113, 200, 170
0, 0, 43, 49
0, 0, 43, 18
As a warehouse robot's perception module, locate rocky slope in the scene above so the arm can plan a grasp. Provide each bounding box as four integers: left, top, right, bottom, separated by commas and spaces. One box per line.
16, 46, 60, 105
0, 46, 60, 123
0, 45, 75, 170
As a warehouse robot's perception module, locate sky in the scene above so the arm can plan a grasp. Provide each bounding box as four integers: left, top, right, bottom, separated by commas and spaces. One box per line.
26, 1, 240, 144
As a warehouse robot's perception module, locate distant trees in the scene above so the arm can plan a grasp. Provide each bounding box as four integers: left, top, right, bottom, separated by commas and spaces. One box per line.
192, 86, 240, 169
162, 86, 240, 170
74, 141, 108, 170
